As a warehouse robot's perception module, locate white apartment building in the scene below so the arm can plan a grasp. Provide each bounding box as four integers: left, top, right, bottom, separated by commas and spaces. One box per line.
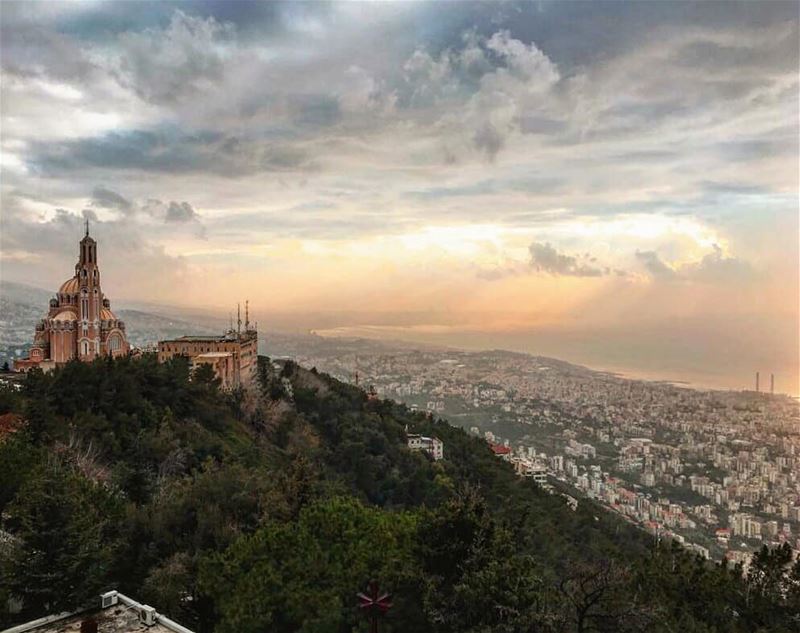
407, 433, 444, 461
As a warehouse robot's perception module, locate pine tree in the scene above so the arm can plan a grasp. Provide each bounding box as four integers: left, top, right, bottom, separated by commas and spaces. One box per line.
3, 461, 122, 616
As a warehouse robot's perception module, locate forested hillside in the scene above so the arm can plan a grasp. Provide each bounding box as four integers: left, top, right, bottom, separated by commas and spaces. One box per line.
0, 355, 797, 632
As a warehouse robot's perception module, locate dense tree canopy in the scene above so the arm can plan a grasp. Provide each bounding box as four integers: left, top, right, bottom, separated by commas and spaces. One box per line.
0, 355, 796, 632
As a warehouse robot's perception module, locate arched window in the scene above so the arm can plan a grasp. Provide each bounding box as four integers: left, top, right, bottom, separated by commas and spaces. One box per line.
109, 336, 120, 352
82, 341, 89, 355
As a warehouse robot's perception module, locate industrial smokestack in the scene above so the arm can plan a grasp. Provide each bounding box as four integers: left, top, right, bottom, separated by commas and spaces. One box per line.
755, 372, 760, 392
770, 373, 774, 395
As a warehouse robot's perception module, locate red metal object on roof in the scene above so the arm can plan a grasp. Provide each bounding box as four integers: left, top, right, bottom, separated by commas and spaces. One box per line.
356, 580, 392, 633
490, 443, 512, 455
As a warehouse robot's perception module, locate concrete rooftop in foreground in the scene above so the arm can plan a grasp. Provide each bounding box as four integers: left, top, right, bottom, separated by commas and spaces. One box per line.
2, 591, 194, 633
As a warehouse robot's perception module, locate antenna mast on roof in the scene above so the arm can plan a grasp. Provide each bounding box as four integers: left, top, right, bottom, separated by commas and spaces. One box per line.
85, 217, 90, 237
245, 300, 250, 330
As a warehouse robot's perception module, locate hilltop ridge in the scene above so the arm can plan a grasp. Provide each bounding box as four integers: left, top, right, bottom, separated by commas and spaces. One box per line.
0, 354, 797, 632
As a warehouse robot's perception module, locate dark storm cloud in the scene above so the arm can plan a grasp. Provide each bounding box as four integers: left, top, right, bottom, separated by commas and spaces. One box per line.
529, 242, 604, 277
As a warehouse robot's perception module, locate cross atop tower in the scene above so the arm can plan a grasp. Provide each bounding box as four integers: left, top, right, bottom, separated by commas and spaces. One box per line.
78, 220, 97, 267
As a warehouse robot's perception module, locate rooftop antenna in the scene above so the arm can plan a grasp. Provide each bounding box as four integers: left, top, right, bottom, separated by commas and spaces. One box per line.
84, 217, 90, 237
237, 303, 241, 336
229, 312, 233, 332
245, 300, 250, 330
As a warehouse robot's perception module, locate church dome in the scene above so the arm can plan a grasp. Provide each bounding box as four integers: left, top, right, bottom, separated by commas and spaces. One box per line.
100, 307, 117, 320
59, 276, 80, 294
53, 310, 78, 321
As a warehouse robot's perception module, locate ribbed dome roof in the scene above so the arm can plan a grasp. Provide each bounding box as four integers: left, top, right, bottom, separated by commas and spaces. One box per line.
100, 307, 117, 320
53, 310, 78, 321
59, 276, 80, 294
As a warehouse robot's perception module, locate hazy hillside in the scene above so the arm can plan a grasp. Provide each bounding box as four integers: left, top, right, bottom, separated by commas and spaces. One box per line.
0, 355, 796, 632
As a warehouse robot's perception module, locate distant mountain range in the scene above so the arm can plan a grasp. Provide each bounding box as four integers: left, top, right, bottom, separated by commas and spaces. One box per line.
0, 279, 407, 367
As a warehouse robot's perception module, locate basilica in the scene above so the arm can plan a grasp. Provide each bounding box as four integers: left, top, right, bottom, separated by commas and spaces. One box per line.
15, 223, 130, 372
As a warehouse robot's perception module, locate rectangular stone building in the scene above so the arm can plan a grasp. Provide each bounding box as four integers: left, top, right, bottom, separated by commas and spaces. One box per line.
157, 328, 257, 390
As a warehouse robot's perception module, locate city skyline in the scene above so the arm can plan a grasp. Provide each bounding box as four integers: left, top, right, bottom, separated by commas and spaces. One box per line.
1, 1, 798, 393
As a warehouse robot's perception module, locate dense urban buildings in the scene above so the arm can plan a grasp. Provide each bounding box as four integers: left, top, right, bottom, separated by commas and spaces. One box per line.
14, 224, 129, 372
292, 344, 800, 567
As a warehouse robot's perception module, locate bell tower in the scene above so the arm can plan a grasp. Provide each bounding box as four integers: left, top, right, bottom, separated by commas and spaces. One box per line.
15, 219, 129, 372
76, 220, 103, 359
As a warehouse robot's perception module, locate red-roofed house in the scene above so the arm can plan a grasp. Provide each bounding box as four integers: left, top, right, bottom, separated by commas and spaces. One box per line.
490, 443, 513, 462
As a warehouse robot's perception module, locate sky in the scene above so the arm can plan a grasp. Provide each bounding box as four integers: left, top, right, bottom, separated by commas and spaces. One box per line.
1, 1, 798, 393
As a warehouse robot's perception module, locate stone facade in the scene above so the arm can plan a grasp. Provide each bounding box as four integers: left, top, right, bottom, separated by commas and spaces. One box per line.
157, 327, 258, 390
15, 225, 129, 372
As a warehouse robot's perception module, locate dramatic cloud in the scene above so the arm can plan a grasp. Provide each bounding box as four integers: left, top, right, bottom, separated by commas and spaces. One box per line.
635, 250, 676, 279
28, 130, 315, 177
91, 186, 133, 213
165, 201, 199, 223
636, 245, 756, 283
0, 205, 193, 302
687, 245, 755, 282
1, 1, 797, 390
529, 242, 604, 277
113, 10, 234, 105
